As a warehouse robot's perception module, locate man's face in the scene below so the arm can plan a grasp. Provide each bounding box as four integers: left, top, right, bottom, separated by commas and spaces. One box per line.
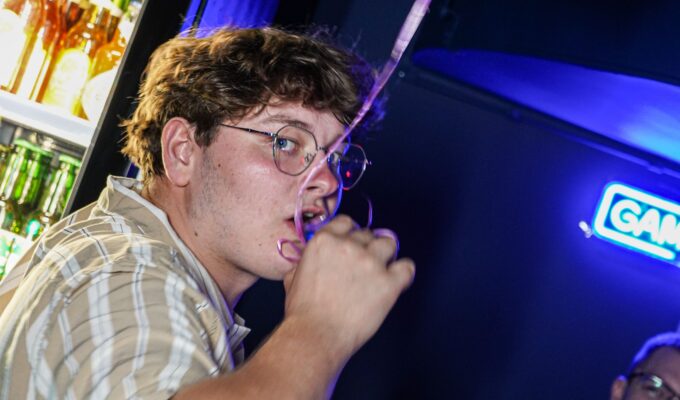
187, 101, 344, 285
611, 347, 680, 400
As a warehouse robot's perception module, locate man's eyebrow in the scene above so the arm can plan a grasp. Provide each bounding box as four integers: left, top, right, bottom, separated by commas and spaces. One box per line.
261, 114, 313, 130
261, 113, 347, 149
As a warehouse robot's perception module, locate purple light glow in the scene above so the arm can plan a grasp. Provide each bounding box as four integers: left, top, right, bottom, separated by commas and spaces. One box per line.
412, 49, 680, 165
181, 0, 279, 32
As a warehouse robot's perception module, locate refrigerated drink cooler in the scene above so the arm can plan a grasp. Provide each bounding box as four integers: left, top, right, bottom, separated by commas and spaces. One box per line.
0, 0, 279, 279
0, 0, 183, 278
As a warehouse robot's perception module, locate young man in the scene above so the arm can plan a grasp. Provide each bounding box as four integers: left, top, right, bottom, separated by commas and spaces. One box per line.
610, 331, 680, 400
0, 27, 414, 398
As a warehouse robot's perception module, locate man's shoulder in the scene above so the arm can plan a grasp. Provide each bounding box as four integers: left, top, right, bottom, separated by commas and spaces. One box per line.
14, 214, 206, 316
33, 209, 184, 276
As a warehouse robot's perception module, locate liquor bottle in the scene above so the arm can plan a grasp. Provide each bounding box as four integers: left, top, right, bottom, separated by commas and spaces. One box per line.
11, 0, 61, 98
104, 0, 127, 42
0, 139, 51, 275
0, 0, 44, 90
79, 0, 138, 120
40, 0, 111, 115
23, 154, 80, 240
30, 0, 90, 102
63, 0, 88, 32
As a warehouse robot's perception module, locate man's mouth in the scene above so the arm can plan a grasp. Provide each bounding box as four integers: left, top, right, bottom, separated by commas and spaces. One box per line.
287, 209, 327, 232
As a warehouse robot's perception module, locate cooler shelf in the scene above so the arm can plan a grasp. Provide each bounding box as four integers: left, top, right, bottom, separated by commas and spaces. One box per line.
0, 91, 94, 148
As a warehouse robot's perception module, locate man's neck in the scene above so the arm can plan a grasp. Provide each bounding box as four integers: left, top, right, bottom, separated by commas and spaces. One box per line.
141, 179, 257, 309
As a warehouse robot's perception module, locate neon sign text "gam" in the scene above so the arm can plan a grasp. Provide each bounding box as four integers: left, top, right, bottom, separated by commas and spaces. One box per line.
592, 183, 680, 264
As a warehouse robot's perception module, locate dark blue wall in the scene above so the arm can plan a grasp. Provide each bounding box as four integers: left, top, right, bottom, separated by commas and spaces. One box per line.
237, 1, 680, 399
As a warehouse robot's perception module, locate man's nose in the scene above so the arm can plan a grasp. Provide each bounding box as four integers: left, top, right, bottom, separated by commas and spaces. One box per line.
303, 156, 340, 196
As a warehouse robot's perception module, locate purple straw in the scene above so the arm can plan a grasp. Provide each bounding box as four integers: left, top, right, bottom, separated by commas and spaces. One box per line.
279, 0, 431, 260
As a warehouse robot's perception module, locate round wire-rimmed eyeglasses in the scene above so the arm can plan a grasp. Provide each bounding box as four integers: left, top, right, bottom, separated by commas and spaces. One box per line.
627, 372, 680, 400
219, 123, 371, 190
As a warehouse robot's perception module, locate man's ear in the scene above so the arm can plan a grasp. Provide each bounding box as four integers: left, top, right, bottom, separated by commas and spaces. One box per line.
161, 117, 199, 187
610, 376, 628, 400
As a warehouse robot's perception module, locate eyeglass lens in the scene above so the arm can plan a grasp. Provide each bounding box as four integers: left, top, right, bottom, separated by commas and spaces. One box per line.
635, 373, 679, 400
272, 126, 367, 189
272, 126, 318, 175
333, 144, 367, 189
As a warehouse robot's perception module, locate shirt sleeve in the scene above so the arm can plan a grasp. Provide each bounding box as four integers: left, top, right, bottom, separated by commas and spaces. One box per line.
26, 258, 229, 400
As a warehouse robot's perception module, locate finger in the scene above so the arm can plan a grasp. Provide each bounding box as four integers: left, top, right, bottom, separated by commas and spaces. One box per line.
318, 214, 358, 236
349, 228, 374, 246
367, 235, 399, 263
373, 228, 399, 258
386, 258, 416, 293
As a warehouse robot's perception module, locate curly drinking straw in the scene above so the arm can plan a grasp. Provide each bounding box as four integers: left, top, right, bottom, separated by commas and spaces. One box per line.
277, 0, 432, 262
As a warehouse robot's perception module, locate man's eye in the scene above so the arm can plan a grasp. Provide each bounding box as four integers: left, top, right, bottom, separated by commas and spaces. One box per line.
275, 137, 298, 152
641, 385, 663, 398
329, 152, 343, 164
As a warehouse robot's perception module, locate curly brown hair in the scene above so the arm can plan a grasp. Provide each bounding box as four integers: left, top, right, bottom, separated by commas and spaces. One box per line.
121, 26, 383, 182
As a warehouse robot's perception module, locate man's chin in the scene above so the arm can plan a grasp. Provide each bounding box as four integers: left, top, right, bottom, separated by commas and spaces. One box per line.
260, 254, 298, 281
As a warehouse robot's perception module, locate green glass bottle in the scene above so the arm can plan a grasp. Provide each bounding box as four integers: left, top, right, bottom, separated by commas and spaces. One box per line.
15, 141, 51, 219
0, 139, 51, 278
0, 143, 12, 183
0, 140, 34, 233
23, 154, 80, 240
0, 141, 26, 278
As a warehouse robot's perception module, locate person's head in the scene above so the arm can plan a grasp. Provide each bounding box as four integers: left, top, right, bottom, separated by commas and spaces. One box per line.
122, 26, 382, 185
120, 27, 384, 294
610, 332, 680, 400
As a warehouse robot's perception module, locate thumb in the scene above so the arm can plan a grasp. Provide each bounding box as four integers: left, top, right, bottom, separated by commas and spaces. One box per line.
283, 268, 296, 294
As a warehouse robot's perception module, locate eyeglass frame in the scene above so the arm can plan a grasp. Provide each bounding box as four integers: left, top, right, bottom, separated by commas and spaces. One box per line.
627, 372, 680, 400
218, 123, 371, 189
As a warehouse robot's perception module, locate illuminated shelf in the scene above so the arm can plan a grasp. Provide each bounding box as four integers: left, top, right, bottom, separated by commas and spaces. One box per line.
0, 90, 94, 148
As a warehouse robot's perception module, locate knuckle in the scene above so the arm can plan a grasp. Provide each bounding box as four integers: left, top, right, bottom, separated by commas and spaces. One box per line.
352, 229, 372, 242
332, 214, 354, 226
357, 249, 384, 270
312, 230, 334, 245
340, 237, 362, 255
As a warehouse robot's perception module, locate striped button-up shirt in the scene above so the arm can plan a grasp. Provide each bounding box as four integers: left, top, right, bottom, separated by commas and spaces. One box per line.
0, 176, 249, 399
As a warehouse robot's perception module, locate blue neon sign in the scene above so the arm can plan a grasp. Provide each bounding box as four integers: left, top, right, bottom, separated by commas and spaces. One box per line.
593, 183, 680, 265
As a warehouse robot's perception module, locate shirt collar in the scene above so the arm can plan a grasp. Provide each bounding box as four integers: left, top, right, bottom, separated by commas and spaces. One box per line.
102, 176, 251, 349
